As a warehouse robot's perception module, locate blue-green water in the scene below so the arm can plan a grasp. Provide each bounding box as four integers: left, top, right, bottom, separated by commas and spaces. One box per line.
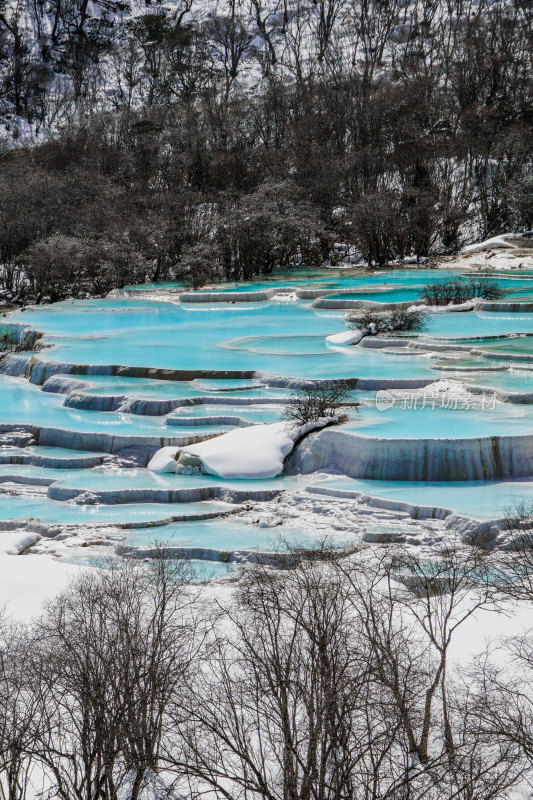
463, 369, 533, 392
344, 397, 533, 438
12, 300, 435, 379
424, 312, 533, 338
51, 469, 307, 493
315, 476, 533, 519
0, 376, 235, 437
123, 518, 344, 550
0, 494, 235, 525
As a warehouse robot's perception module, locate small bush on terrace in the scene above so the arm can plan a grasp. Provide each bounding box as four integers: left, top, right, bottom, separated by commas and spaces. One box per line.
283, 381, 352, 426
501, 500, 533, 537
348, 307, 428, 334
419, 276, 506, 306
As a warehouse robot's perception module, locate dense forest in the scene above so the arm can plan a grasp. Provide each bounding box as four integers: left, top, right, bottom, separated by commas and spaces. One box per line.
0, 0, 531, 300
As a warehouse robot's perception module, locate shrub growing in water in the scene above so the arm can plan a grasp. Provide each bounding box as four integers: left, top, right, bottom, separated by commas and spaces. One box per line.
283, 381, 352, 426
467, 276, 508, 299
348, 307, 428, 333
419, 277, 506, 306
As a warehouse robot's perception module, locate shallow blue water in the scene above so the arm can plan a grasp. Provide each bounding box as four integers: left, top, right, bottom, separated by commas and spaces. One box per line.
9, 300, 437, 379
188, 270, 533, 298
168, 404, 284, 424
10, 292, 533, 383
192, 269, 469, 294
323, 274, 533, 301
424, 312, 533, 339
325, 289, 422, 302
464, 369, 533, 392
315, 476, 533, 518
123, 518, 339, 550
0, 494, 234, 524
0, 445, 106, 459
0, 376, 234, 436
345, 398, 533, 438
64, 375, 293, 402
10, 361, 532, 441
53, 469, 307, 493
4, 272, 533, 430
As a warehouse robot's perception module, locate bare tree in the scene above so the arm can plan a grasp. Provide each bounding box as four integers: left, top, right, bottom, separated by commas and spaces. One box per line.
248, 0, 283, 71
333, 544, 518, 798
209, 0, 254, 101
0, 615, 38, 800
0, 541, 528, 800
282, 380, 352, 425
167, 542, 522, 800
174, 559, 399, 800
311, 0, 348, 63
29, 556, 203, 800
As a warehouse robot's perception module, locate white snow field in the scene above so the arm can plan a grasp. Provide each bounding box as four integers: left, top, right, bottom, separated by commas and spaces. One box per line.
0, 553, 84, 618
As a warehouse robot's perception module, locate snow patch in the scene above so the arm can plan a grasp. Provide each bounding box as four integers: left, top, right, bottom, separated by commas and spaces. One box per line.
462, 233, 517, 253
326, 328, 366, 346
0, 529, 41, 555
148, 420, 331, 479
407, 299, 478, 313
147, 446, 184, 473
0, 553, 86, 619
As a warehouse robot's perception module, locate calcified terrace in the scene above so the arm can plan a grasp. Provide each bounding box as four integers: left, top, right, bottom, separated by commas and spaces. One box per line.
1, 254, 533, 577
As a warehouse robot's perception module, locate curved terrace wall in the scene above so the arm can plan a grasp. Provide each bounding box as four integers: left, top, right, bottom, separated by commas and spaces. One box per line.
287, 428, 533, 481
312, 298, 412, 310
0, 423, 215, 456
478, 301, 533, 312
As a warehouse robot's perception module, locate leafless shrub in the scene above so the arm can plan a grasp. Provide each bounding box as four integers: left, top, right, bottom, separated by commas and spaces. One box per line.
419, 277, 506, 306
282, 380, 353, 425
487, 500, 533, 601
348, 306, 428, 333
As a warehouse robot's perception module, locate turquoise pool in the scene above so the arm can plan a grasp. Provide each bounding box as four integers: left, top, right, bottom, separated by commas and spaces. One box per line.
344, 397, 533, 438
315, 476, 533, 519
122, 518, 348, 550
2, 265, 533, 560
0, 376, 235, 437
0, 495, 235, 525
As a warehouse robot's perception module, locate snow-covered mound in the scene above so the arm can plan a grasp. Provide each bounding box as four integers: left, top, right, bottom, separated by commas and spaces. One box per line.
326, 328, 366, 346
407, 299, 478, 313
0, 529, 41, 555
148, 420, 330, 479
463, 234, 517, 253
